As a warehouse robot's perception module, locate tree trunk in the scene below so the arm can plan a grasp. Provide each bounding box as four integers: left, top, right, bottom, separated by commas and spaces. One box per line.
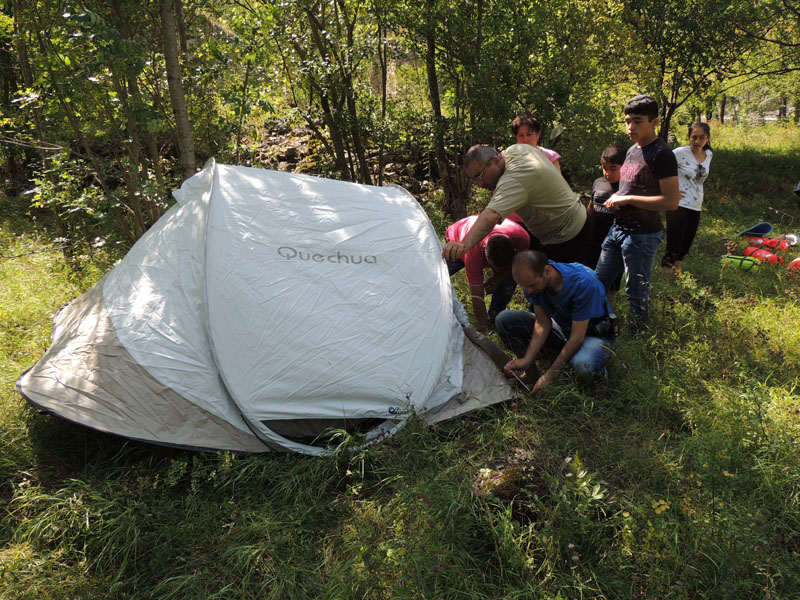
112, 0, 165, 223
375, 13, 387, 186
335, 0, 371, 184
660, 104, 675, 142
319, 91, 353, 180
302, 8, 355, 181
344, 82, 372, 184
425, 12, 466, 220
719, 95, 726, 124
174, 0, 188, 54
235, 59, 252, 161
160, 0, 196, 180
110, 69, 146, 238
468, 0, 482, 136
0, 18, 22, 183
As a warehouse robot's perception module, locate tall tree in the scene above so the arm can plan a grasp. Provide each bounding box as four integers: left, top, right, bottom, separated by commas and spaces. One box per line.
266, 0, 377, 183
423, 0, 467, 219
617, 0, 758, 138
160, 0, 195, 180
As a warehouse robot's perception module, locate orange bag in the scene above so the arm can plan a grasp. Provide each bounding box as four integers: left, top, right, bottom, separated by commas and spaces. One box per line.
745, 236, 789, 251
743, 246, 784, 264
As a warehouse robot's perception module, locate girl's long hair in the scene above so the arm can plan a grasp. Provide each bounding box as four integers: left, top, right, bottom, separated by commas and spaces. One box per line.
689, 122, 712, 151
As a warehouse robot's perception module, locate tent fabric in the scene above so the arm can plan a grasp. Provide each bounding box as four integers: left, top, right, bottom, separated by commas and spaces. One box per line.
17, 160, 514, 455
17, 284, 268, 453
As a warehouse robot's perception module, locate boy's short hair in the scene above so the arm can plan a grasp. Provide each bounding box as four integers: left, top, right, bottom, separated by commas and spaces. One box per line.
511, 115, 542, 135
624, 95, 659, 120
601, 143, 627, 165
486, 235, 516, 268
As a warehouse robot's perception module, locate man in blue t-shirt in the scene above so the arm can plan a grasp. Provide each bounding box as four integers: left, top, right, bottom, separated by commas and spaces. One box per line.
595, 95, 680, 334
496, 250, 617, 394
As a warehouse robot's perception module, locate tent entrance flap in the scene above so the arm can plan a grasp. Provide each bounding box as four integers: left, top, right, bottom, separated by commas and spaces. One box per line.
261, 418, 392, 445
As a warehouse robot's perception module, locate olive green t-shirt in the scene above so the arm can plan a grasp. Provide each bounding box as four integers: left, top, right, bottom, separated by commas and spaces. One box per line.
487, 144, 586, 244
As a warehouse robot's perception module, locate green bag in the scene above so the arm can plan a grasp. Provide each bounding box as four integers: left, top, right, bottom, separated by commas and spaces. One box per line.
721, 255, 760, 271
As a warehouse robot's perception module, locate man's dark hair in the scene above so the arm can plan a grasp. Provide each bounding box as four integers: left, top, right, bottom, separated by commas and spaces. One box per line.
464, 144, 500, 170
512, 249, 549, 275
486, 235, 516, 268
624, 95, 659, 120
601, 143, 627, 165
511, 114, 542, 135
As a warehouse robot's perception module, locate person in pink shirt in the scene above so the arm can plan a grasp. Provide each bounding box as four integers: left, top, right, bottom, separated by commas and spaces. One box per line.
445, 215, 530, 332
512, 115, 561, 171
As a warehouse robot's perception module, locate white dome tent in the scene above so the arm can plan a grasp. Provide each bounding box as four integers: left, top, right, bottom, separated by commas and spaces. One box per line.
17, 160, 513, 456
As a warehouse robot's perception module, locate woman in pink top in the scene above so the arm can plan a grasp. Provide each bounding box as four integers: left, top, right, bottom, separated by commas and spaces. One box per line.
511, 114, 561, 171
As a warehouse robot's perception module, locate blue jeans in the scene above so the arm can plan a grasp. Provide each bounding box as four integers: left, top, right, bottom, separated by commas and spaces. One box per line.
595, 226, 662, 331
446, 257, 516, 326
495, 309, 616, 379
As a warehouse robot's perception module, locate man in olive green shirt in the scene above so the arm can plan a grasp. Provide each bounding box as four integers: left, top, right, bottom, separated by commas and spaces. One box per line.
442, 144, 592, 264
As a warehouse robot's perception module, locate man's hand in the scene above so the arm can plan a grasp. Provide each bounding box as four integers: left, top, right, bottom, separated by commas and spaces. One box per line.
441, 209, 503, 261
604, 178, 683, 212
484, 273, 502, 294
441, 241, 469, 261
604, 193, 629, 210
532, 371, 556, 394
504, 357, 532, 376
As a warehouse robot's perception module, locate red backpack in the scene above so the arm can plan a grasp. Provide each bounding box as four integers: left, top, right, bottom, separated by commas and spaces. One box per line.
743, 247, 784, 265
745, 236, 789, 252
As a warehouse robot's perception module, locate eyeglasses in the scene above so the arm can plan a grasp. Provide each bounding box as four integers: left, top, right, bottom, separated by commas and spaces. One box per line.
696, 164, 706, 179
469, 158, 493, 183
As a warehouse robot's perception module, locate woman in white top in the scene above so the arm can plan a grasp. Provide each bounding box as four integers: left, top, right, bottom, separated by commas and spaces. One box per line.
661, 122, 713, 275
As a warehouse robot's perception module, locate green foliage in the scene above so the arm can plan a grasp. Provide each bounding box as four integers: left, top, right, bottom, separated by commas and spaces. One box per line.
610, 0, 761, 137
4, 0, 799, 247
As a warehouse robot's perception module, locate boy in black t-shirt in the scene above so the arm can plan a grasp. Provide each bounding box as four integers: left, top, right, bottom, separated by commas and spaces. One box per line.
594, 95, 680, 333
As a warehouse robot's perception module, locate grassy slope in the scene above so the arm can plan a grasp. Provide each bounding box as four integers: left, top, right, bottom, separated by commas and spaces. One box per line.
1, 123, 799, 599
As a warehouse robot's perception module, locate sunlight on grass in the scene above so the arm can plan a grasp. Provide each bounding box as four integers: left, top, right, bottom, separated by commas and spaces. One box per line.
713, 122, 800, 153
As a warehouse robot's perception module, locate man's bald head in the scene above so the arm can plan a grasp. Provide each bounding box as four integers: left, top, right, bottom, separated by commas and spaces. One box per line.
464, 145, 500, 171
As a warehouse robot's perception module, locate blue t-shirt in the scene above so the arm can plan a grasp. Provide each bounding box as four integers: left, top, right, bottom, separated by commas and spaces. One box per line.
523, 262, 608, 333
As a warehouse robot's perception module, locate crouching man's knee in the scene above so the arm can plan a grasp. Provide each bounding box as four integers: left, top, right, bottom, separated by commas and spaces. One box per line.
569, 339, 614, 382
570, 358, 607, 382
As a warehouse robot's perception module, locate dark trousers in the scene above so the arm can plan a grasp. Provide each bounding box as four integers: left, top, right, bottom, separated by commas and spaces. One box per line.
662, 207, 701, 267
536, 213, 594, 266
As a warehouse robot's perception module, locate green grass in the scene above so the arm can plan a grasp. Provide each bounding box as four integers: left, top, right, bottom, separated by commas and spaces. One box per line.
2, 123, 800, 599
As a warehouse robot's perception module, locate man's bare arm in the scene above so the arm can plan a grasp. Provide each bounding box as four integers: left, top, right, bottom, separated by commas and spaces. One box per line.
468, 284, 490, 333
441, 208, 503, 260
503, 306, 551, 374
